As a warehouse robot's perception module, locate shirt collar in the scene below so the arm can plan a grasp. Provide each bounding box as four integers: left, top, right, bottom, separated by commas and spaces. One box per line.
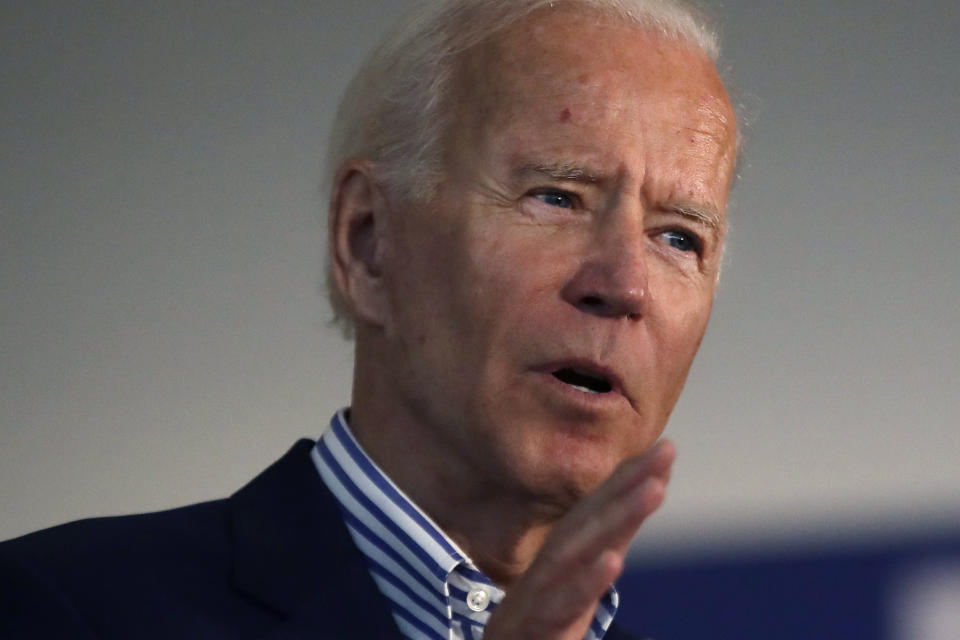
311, 409, 618, 640
321, 409, 469, 572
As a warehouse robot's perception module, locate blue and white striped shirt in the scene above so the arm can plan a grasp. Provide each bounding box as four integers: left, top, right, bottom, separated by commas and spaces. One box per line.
311, 409, 619, 640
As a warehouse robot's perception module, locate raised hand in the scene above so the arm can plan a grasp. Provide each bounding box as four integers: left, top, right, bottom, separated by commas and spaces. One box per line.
483, 441, 675, 640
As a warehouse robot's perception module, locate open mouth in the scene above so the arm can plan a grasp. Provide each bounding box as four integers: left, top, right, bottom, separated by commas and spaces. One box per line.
551, 367, 613, 394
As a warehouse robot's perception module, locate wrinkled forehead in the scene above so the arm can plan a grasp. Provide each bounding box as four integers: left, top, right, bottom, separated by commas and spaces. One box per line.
446, 6, 736, 160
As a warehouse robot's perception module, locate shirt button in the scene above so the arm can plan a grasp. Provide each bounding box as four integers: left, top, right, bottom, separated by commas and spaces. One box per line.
466, 587, 490, 612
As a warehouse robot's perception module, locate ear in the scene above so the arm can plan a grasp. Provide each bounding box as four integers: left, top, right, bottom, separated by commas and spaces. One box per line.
329, 159, 391, 328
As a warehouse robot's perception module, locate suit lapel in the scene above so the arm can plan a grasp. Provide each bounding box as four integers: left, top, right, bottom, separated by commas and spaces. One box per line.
230, 439, 400, 639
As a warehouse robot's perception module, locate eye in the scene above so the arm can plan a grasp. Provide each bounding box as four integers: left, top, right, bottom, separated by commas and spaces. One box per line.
533, 190, 575, 209
658, 229, 702, 254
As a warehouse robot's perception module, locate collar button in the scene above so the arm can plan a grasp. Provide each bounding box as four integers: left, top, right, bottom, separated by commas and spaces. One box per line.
466, 588, 490, 612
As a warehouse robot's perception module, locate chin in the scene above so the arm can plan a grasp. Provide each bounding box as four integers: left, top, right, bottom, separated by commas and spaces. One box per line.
503, 422, 631, 507
472, 380, 660, 505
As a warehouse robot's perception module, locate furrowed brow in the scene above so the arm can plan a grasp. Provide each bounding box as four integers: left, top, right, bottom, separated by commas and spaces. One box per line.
516, 161, 603, 183
667, 202, 724, 232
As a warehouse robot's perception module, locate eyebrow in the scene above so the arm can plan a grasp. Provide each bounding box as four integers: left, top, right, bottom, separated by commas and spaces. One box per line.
666, 202, 724, 232
516, 161, 724, 231
516, 161, 604, 183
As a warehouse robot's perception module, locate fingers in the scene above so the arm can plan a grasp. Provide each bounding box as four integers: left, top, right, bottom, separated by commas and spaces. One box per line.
484, 440, 676, 640
484, 550, 621, 640
551, 440, 675, 560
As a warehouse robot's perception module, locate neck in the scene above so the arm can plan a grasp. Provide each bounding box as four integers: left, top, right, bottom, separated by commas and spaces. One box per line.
348, 349, 566, 588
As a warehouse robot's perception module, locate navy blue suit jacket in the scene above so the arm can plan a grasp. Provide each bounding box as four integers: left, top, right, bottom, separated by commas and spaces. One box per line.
0, 440, 639, 639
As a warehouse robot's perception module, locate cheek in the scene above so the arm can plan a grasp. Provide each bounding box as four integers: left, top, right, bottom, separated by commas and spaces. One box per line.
388, 227, 519, 363
381, 235, 466, 361
651, 285, 713, 382
466, 229, 571, 328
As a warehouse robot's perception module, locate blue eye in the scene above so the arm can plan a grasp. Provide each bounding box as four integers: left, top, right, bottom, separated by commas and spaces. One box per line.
534, 191, 574, 209
660, 229, 701, 254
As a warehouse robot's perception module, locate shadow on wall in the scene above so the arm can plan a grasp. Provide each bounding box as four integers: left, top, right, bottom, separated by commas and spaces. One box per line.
617, 529, 960, 639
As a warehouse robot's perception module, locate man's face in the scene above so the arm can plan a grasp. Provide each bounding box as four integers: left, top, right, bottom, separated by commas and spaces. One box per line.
375, 9, 737, 508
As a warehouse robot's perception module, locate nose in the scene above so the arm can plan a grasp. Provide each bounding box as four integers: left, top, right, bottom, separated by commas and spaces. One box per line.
560, 214, 648, 320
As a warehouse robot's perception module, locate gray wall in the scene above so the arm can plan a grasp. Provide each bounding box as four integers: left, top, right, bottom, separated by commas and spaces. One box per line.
2, 0, 958, 552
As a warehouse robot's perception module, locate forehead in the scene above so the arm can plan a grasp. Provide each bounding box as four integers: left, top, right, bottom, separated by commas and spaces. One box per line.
463, 8, 730, 118
447, 7, 737, 197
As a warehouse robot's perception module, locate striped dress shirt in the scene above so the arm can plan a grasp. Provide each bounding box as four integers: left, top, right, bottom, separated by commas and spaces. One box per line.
311, 409, 619, 640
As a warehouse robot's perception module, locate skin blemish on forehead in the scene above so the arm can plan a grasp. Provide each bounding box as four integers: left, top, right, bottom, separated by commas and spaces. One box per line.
559, 107, 572, 122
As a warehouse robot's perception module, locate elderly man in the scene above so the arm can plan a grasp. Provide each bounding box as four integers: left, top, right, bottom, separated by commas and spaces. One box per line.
0, 0, 737, 638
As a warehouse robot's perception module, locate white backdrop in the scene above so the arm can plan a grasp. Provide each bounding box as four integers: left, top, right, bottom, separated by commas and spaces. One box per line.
2, 0, 958, 552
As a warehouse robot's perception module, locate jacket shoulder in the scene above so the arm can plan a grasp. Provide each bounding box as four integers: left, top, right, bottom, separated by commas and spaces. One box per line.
0, 438, 355, 639
0, 499, 232, 636
1, 497, 232, 576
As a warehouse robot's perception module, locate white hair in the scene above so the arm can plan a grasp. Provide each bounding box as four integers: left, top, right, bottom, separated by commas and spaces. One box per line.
326, 0, 724, 335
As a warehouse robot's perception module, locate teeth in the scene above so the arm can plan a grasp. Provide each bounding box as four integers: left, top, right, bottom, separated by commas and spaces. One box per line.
551, 367, 612, 394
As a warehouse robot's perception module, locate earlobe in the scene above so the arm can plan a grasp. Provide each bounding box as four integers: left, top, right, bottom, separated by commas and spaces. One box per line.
329, 160, 391, 327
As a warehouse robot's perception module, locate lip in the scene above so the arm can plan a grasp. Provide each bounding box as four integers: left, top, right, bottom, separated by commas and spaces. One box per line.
532, 359, 631, 410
